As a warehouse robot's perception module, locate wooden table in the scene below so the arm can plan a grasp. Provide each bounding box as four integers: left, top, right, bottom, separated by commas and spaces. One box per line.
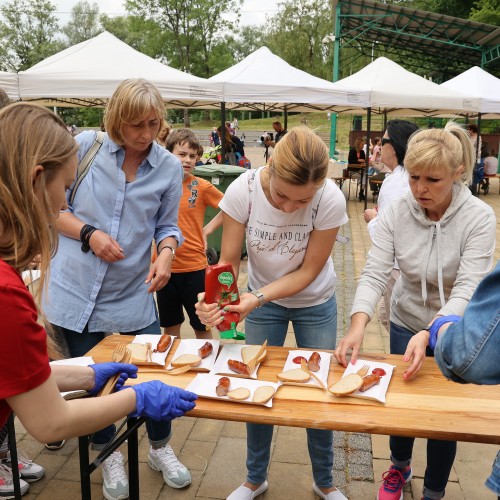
88, 335, 500, 445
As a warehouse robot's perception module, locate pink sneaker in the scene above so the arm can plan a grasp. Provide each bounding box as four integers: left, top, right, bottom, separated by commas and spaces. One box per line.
377, 465, 413, 500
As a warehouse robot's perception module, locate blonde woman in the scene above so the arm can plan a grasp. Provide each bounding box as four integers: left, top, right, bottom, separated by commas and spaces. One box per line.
156, 119, 171, 147
196, 127, 349, 500
43, 79, 191, 500
335, 122, 496, 500
0, 103, 196, 497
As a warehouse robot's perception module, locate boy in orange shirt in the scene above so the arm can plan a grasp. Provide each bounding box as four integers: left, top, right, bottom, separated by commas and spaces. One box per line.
156, 129, 223, 339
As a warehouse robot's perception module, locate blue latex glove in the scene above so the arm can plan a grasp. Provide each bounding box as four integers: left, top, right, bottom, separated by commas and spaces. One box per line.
429, 315, 461, 350
128, 380, 197, 420
89, 363, 138, 396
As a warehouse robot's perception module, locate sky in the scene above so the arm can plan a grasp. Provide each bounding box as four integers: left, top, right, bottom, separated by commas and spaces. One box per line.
49, 0, 281, 27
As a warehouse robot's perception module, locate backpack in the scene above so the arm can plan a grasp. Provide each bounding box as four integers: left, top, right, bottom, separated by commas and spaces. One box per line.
69, 131, 105, 205
472, 160, 484, 186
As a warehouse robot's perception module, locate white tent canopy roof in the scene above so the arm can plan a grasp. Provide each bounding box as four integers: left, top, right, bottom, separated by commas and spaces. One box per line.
331, 57, 480, 116
209, 46, 370, 111
441, 66, 500, 116
17, 31, 222, 107
0, 71, 19, 100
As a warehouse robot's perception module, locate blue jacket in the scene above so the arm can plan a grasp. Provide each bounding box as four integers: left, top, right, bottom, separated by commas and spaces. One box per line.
434, 260, 500, 495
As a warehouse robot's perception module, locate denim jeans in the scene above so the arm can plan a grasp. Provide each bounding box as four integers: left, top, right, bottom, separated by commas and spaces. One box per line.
244, 295, 337, 487
57, 319, 171, 449
390, 322, 456, 499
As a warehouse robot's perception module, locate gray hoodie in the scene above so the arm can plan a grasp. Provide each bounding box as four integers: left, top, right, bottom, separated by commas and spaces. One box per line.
351, 182, 496, 333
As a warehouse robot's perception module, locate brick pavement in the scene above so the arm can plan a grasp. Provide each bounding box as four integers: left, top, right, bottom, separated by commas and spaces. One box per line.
11, 159, 500, 499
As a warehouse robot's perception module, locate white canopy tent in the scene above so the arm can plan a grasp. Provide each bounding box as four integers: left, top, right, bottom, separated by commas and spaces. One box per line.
331, 57, 480, 116
0, 71, 19, 101
17, 31, 223, 108
441, 66, 500, 118
209, 46, 370, 112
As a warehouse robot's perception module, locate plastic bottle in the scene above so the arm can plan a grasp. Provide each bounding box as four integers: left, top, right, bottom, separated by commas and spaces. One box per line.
204, 263, 245, 340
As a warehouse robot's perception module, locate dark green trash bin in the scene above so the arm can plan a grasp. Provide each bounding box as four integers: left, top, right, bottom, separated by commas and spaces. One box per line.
193, 164, 248, 264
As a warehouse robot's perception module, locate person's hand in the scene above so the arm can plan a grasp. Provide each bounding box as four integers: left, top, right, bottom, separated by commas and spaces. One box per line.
363, 208, 377, 223
128, 381, 197, 420
89, 231, 125, 263
88, 363, 138, 396
221, 292, 260, 322
402, 330, 429, 380
145, 249, 173, 293
334, 328, 365, 367
195, 292, 223, 328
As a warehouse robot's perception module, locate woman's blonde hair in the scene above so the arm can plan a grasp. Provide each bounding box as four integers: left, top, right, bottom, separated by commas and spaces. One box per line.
404, 122, 474, 184
0, 103, 78, 357
104, 78, 165, 145
269, 127, 329, 185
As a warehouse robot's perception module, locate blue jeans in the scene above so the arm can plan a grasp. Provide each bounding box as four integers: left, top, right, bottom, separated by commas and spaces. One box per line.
244, 295, 337, 488
390, 322, 456, 499
57, 319, 171, 449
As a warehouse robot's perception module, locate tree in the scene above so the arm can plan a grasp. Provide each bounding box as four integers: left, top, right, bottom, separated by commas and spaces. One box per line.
125, 0, 241, 77
265, 0, 333, 80
0, 0, 63, 71
469, 0, 500, 25
62, 0, 102, 45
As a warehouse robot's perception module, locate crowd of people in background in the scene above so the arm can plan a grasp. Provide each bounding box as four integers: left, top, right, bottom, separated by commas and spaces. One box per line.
0, 78, 499, 500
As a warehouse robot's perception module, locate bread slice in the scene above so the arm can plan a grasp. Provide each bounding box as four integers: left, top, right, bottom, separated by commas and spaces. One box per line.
171, 353, 202, 368
328, 373, 363, 396
276, 368, 311, 383
227, 387, 251, 400
241, 345, 267, 365
252, 386, 275, 404
126, 343, 148, 363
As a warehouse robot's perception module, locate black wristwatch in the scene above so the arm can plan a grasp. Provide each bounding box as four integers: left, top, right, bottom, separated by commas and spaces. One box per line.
159, 245, 176, 260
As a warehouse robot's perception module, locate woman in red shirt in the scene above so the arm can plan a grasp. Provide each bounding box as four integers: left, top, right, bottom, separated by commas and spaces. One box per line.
0, 103, 196, 492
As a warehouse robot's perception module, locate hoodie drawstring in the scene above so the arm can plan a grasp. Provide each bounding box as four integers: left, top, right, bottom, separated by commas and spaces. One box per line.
420, 222, 446, 308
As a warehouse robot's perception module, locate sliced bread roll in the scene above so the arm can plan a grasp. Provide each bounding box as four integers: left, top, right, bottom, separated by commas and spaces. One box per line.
328, 373, 363, 396
276, 368, 311, 383
227, 387, 251, 401
252, 386, 275, 404
171, 353, 202, 367
126, 343, 148, 363
241, 345, 267, 365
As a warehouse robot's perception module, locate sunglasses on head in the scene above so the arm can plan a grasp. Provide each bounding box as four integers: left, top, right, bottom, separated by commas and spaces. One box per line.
381, 138, 392, 146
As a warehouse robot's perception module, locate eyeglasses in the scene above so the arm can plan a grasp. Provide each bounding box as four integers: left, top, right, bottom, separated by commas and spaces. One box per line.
381, 138, 392, 146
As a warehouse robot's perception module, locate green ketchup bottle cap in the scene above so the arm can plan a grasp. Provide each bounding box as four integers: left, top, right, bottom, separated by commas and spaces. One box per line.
219, 322, 245, 340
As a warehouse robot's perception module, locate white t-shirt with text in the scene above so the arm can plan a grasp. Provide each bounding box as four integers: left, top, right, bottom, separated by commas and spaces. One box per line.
219, 168, 348, 308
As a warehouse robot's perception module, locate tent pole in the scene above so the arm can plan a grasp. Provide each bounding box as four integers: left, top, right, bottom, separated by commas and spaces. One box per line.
364, 107, 371, 210
284, 106, 288, 130
476, 113, 482, 198
220, 102, 226, 164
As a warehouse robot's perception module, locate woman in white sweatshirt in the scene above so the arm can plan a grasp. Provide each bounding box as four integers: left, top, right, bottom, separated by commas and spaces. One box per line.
335, 122, 496, 500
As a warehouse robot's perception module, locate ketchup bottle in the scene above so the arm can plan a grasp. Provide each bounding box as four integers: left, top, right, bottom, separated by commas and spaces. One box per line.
205, 263, 245, 340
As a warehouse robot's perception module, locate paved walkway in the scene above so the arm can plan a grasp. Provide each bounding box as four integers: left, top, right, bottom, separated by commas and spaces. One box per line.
12, 154, 500, 499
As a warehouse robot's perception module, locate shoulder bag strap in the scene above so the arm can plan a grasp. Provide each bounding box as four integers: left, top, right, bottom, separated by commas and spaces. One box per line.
69, 131, 105, 205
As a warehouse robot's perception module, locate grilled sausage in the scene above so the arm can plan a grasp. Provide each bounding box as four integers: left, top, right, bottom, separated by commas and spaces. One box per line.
359, 374, 382, 392
228, 359, 251, 376
154, 334, 172, 353
216, 377, 230, 396
307, 351, 321, 372
198, 341, 213, 359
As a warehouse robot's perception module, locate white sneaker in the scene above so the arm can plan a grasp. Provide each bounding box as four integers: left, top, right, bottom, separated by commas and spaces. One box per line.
312, 482, 348, 500
227, 481, 268, 500
101, 451, 129, 500
2, 450, 45, 482
0, 463, 29, 498
148, 444, 191, 489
